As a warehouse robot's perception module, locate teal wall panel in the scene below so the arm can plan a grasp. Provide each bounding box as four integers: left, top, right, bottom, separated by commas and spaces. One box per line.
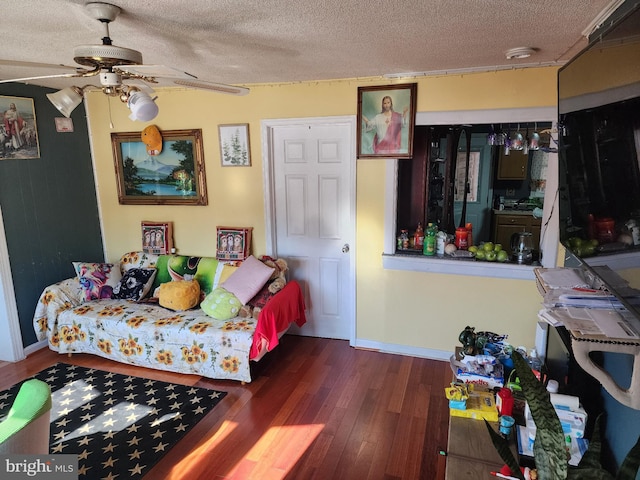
0, 82, 103, 347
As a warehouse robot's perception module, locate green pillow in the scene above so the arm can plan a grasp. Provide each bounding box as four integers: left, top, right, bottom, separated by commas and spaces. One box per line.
201, 287, 241, 320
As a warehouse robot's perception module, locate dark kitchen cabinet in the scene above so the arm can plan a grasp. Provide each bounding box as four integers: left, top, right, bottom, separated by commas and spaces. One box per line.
497, 148, 528, 180
492, 213, 541, 255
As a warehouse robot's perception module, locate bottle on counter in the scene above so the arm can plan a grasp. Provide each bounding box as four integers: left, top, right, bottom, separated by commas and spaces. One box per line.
455, 227, 468, 250
423, 223, 437, 256
400, 229, 409, 250
466, 222, 473, 247
529, 348, 542, 380
436, 230, 447, 255
414, 222, 424, 250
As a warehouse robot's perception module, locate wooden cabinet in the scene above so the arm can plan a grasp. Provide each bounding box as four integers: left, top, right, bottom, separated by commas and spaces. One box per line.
492, 213, 541, 255
497, 148, 528, 180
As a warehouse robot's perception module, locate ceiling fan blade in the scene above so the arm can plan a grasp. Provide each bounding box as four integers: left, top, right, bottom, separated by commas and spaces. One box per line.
172, 79, 249, 96
0, 59, 79, 71
115, 64, 249, 95
115, 64, 196, 80
0, 73, 83, 84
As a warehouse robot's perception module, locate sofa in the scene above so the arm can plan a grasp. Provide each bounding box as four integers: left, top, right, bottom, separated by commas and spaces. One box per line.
33, 251, 306, 383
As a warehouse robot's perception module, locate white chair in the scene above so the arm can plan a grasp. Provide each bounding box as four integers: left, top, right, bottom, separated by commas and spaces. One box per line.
0, 379, 51, 454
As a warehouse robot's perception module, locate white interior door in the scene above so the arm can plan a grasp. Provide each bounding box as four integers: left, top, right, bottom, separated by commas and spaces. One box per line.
263, 117, 356, 342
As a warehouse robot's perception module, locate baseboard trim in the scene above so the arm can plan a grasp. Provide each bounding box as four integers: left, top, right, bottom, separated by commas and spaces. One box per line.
354, 338, 453, 362
24, 340, 47, 357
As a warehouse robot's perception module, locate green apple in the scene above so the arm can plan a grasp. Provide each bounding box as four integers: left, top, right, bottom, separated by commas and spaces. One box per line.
497, 250, 509, 262
486, 250, 497, 261
475, 250, 486, 260
468, 245, 479, 254
483, 242, 494, 252
494, 244, 503, 252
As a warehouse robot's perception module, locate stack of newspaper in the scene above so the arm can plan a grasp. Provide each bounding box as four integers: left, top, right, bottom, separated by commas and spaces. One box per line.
534, 267, 640, 341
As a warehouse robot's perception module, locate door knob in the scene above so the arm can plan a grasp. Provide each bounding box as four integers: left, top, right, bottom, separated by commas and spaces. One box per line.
342, 244, 350, 253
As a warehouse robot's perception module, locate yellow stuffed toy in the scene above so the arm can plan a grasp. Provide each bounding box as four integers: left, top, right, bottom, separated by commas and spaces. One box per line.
141, 125, 163, 156
158, 279, 200, 311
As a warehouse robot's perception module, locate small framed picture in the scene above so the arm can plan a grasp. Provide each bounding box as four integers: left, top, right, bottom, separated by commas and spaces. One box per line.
54, 117, 74, 132
357, 83, 417, 159
141, 221, 174, 254
218, 124, 251, 166
216, 226, 253, 260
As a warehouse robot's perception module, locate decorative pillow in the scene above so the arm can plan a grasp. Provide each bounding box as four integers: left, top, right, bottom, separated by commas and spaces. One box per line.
218, 264, 238, 285
221, 255, 275, 305
158, 279, 201, 311
73, 262, 122, 302
111, 268, 157, 302
201, 287, 242, 320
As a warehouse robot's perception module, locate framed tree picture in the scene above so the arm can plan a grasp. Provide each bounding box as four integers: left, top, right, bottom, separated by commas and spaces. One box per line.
141, 221, 174, 254
216, 226, 253, 260
357, 83, 417, 159
111, 129, 208, 205
218, 124, 251, 166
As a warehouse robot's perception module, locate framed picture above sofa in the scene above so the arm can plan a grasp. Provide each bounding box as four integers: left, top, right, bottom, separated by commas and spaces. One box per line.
141, 221, 174, 254
216, 226, 253, 260
111, 129, 208, 205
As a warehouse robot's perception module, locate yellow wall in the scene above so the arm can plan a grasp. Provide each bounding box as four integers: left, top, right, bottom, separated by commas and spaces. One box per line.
85, 67, 558, 354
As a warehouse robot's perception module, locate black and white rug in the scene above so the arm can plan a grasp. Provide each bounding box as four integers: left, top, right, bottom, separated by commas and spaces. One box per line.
0, 363, 227, 478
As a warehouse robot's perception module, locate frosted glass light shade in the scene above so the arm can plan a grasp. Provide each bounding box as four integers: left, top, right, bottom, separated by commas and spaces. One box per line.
46, 87, 83, 118
127, 91, 158, 122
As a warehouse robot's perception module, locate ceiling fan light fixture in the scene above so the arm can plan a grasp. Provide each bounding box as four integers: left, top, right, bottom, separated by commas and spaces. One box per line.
505, 47, 536, 60
46, 86, 84, 117
126, 89, 158, 122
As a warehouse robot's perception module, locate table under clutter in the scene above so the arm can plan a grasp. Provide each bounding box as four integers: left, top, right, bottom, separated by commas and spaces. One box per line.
444, 332, 590, 480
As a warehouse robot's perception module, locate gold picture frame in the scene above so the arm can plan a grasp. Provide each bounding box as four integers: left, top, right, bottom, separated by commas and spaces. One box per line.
357, 83, 417, 159
0, 95, 40, 159
111, 129, 208, 205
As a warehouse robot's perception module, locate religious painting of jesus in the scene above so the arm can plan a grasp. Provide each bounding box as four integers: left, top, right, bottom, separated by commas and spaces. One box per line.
357, 84, 417, 159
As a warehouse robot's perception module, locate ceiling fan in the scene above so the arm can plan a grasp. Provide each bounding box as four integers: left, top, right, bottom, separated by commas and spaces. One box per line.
0, 2, 249, 121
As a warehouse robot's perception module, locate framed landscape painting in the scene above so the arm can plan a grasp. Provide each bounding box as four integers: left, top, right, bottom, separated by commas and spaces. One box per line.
0, 95, 40, 160
111, 129, 208, 205
357, 83, 417, 159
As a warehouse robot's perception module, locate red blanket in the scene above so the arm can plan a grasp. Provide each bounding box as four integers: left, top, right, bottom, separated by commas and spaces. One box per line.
249, 281, 307, 360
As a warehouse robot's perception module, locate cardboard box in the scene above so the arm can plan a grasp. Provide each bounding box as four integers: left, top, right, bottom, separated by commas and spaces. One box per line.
449, 391, 499, 422
556, 406, 588, 438
524, 400, 588, 438
517, 425, 589, 466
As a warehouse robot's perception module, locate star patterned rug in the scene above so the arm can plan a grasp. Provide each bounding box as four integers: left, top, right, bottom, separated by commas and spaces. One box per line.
0, 363, 226, 479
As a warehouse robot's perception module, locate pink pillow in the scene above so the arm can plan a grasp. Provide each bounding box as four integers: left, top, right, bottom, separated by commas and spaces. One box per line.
221, 255, 275, 305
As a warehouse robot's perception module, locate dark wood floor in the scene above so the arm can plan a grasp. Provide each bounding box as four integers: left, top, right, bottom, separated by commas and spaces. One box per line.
0, 336, 451, 480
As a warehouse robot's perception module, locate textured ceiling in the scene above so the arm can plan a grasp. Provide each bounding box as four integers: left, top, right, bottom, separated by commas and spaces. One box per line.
0, 0, 623, 92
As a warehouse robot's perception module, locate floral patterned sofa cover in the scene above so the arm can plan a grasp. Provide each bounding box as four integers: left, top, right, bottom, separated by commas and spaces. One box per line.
33, 251, 306, 383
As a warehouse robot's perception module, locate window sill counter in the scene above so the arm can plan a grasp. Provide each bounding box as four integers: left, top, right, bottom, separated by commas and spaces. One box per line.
382, 252, 538, 280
